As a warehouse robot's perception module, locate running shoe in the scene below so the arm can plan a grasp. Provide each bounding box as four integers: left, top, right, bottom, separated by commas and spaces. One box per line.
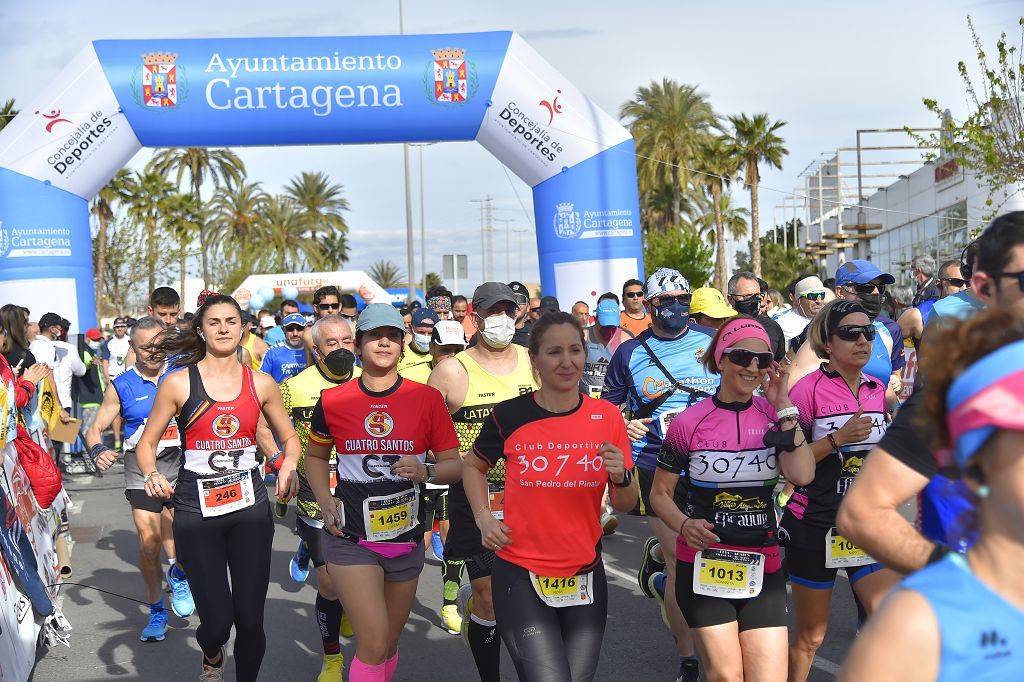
649, 572, 670, 628
677, 657, 700, 682
200, 648, 225, 682
167, 565, 195, 618
317, 653, 344, 682
340, 610, 353, 638
430, 530, 445, 562
441, 604, 462, 635
140, 607, 167, 642
638, 536, 665, 598
456, 583, 473, 646
600, 512, 619, 536
289, 540, 311, 583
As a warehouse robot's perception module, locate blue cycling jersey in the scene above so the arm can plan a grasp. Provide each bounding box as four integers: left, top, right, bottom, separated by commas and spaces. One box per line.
259, 343, 308, 383
602, 325, 719, 470
901, 553, 1024, 681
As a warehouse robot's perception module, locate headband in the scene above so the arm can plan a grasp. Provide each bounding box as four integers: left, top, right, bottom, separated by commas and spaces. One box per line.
826, 300, 868, 336
427, 295, 452, 311
947, 339, 1024, 469
714, 318, 771, 366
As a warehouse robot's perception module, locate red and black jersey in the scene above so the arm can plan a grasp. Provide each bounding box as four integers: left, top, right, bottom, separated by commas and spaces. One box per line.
309, 377, 459, 543
474, 392, 632, 577
173, 364, 264, 513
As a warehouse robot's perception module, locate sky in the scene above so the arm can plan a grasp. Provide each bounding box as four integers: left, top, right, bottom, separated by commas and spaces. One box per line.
1, 0, 1020, 296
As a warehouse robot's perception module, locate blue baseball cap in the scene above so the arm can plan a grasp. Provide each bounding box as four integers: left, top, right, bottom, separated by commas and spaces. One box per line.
835, 260, 895, 286
411, 308, 439, 328
355, 303, 406, 334
595, 299, 620, 327
282, 313, 307, 328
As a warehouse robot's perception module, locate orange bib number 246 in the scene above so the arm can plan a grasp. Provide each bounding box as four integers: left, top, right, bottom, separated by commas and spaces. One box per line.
198, 470, 255, 518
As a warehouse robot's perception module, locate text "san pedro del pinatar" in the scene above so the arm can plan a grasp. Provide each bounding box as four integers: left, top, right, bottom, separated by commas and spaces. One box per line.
204, 51, 404, 117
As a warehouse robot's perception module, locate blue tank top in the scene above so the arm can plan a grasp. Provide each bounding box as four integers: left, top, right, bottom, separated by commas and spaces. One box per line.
902, 553, 1024, 681
917, 299, 935, 327
863, 319, 894, 383
919, 474, 976, 552
111, 367, 179, 450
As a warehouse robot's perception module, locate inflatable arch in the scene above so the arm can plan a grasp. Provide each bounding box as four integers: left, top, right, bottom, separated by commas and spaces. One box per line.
0, 32, 643, 331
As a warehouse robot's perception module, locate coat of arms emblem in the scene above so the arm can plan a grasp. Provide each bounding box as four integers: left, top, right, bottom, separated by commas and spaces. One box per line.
553, 202, 582, 239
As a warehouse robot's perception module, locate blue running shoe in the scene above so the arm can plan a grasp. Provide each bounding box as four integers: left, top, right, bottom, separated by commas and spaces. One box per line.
431, 531, 445, 562
167, 565, 195, 618
140, 607, 167, 642
290, 540, 310, 583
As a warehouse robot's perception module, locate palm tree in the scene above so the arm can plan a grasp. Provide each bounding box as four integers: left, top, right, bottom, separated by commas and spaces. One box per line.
90, 169, 136, 316
124, 171, 175, 292
163, 194, 201, 296
284, 171, 351, 240
695, 135, 741, 290
319, 232, 350, 271
724, 113, 788, 277
147, 147, 246, 286
260, 196, 316, 272
368, 260, 405, 289
209, 180, 270, 277
620, 79, 717, 225
695, 192, 750, 245
0, 99, 17, 133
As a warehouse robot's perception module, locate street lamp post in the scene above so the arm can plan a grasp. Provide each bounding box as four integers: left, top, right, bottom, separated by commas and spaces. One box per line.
399, 0, 415, 303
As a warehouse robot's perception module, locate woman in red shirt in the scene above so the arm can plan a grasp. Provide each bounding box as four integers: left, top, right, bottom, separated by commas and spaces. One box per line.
465, 311, 637, 682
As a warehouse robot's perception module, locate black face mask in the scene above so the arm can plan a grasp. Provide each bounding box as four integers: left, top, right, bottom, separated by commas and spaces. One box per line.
858, 293, 883, 319
321, 348, 355, 378
654, 298, 690, 333
732, 296, 761, 317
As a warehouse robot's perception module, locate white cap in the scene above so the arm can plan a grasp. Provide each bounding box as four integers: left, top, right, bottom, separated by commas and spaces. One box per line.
431, 320, 467, 347
260, 316, 276, 329
794, 276, 826, 297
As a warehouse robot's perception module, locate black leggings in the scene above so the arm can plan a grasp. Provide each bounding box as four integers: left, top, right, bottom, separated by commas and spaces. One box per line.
492, 557, 608, 682
173, 502, 275, 682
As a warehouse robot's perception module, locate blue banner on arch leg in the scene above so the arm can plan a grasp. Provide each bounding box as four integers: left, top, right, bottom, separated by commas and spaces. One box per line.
0, 168, 95, 331
532, 139, 644, 309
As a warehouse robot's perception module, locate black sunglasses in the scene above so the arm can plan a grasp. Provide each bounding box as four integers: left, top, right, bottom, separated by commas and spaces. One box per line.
843, 282, 885, 295
722, 348, 774, 370
995, 271, 1024, 293
318, 303, 341, 311
624, 291, 645, 299
940, 277, 967, 288
284, 324, 306, 332
832, 325, 876, 342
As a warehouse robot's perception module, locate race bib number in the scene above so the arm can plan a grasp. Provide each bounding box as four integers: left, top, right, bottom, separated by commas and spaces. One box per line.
198, 470, 255, 518
363, 489, 419, 541
530, 571, 594, 608
487, 483, 505, 520
587, 385, 603, 399
329, 460, 338, 493
159, 422, 181, 449
825, 527, 874, 568
693, 548, 765, 599
659, 408, 684, 436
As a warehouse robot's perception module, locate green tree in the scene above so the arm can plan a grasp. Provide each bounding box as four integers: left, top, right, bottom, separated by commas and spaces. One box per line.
644, 225, 714, 288
90, 169, 136, 317
93, 216, 150, 314
163, 193, 201, 297
0, 99, 17, 133
620, 79, 717, 229
284, 171, 351, 240
147, 147, 246, 286
318, 232, 350, 271
261, 195, 316, 273
724, 113, 788, 277
209, 180, 271, 284
694, 135, 741, 289
368, 260, 405, 288
124, 171, 176, 293
424, 272, 443, 290
735, 241, 818, 292
695, 192, 749, 245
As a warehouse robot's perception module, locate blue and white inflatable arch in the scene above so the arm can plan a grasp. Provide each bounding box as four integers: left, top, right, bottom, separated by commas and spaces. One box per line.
0, 32, 642, 330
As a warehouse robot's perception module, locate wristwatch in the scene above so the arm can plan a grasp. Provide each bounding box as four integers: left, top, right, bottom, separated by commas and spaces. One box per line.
425, 462, 436, 483
611, 468, 634, 488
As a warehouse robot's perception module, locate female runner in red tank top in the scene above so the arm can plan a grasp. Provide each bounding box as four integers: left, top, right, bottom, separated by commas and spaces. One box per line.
136, 294, 300, 682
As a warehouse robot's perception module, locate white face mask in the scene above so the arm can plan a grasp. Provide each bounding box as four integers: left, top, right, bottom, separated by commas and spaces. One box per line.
412, 332, 431, 353
479, 314, 515, 348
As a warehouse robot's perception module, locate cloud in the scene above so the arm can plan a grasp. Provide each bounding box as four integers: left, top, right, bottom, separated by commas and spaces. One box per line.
518, 28, 602, 40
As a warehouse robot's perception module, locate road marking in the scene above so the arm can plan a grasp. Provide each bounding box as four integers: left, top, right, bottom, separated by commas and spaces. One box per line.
69, 500, 84, 514
603, 562, 642, 595
813, 654, 842, 675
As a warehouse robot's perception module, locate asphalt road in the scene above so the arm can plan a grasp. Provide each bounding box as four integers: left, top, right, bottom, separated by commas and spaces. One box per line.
31, 468, 859, 681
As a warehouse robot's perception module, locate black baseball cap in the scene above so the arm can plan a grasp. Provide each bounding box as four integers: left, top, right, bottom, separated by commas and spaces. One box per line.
539, 296, 560, 312
39, 312, 63, 329
473, 282, 517, 311
507, 281, 529, 306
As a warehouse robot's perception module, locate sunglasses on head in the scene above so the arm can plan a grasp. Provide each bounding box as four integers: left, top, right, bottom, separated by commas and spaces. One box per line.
832, 325, 876, 342
801, 292, 826, 302
624, 291, 645, 299
843, 282, 884, 295
318, 303, 341, 311
722, 347, 774, 370
940, 277, 967, 288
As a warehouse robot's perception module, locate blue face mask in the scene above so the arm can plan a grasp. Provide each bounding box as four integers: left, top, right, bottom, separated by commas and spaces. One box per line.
654, 297, 690, 332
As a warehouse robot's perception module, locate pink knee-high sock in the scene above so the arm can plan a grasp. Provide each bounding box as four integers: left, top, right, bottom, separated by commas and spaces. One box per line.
350, 656, 386, 681
385, 650, 399, 681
